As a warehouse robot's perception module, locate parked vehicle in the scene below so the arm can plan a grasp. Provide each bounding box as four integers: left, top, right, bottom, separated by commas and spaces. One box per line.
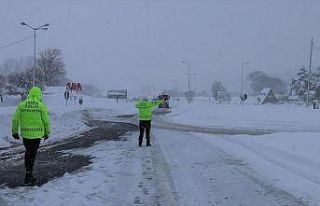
158, 94, 170, 108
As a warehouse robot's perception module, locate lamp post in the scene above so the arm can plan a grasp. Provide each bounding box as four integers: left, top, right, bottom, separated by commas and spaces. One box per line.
181, 60, 193, 92
306, 38, 314, 107
21, 22, 49, 86
240, 61, 252, 95
181, 60, 196, 104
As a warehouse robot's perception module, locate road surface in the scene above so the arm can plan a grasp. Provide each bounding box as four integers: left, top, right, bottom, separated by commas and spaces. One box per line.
0, 111, 311, 205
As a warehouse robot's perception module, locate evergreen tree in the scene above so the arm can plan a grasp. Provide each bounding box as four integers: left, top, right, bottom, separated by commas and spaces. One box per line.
211, 81, 226, 100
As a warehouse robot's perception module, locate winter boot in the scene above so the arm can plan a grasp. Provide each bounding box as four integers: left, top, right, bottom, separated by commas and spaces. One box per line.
24, 171, 37, 186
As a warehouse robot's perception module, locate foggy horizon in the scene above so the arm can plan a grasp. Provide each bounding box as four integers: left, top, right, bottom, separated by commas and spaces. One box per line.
1, 0, 320, 95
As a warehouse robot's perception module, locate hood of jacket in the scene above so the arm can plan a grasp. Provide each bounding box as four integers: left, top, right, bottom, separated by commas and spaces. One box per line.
136, 100, 152, 108
27, 86, 42, 101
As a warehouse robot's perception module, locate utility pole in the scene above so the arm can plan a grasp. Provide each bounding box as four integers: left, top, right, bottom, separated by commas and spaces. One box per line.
21, 22, 49, 86
181, 60, 195, 103
240, 61, 252, 95
307, 38, 314, 107
187, 62, 191, 91
181, 60, 195, 92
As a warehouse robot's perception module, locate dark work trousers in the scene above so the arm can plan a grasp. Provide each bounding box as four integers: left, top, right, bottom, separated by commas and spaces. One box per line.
139, 120, 151, 145
23, 138, 41, 174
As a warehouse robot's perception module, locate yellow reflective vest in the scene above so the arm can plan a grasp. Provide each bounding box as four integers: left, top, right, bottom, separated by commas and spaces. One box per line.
135, 99, 162, 121
12, 87, 50, 139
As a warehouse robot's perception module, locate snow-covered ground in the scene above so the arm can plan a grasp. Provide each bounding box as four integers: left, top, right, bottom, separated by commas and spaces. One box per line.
0, 132, 172, 206
164, 97, 320, 132
0, 86, 136, 148
1, 90, 320, 205
159, 97, 320, 205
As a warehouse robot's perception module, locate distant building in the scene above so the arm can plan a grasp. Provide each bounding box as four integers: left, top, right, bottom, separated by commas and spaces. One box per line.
107, 89, 127, 103
217, 91, 231, 104
287, 95, 300, 102
258, 88, 279, 104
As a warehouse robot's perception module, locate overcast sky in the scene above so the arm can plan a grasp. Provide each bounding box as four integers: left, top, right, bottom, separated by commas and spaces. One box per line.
1, 0, 320, 95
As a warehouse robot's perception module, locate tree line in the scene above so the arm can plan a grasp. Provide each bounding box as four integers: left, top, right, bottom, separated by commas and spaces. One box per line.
211, 71, 288, 101
0, 48, 67, 94
210, 65, 320, 103
291, 66, 320, 101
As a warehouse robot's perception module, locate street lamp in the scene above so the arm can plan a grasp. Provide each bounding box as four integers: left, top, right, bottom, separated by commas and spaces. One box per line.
306, 38, 314, 107
181, 60, 192, 92
21, 22, 49, 86
240, 61, 252, 95
181, 60, 196, 104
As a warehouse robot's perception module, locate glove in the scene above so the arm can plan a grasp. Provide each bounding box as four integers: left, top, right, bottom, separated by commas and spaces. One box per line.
12, 133, 20, 140
43, 135, 49, 141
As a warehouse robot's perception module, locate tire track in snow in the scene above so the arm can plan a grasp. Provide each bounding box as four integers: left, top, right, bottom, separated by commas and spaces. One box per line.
248, 142, 320, 172
155, 119, 320, 184
186, 133, 308, 206
153, 119, 320, 135
98, 131, 178, 206
154, 128, 306, 206
150, 135, 179, 206
153, 121, 274, 136
225, 138, 320, 186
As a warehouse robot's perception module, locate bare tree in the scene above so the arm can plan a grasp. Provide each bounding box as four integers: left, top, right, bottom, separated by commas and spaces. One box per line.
0, 75, 6, 89
7, 70, 32, 89
0, 57, 32, 76
37, 48, 66, 86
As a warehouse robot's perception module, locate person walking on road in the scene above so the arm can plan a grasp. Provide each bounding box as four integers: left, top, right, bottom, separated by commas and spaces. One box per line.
135, 97, 162, 147
12, 86, 51, 185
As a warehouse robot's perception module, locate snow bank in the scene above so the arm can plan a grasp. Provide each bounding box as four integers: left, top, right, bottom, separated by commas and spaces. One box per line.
194, 132, 320, 205
162, 97, 320, 205
165, 97, 320, 132
0, 87, 136, 148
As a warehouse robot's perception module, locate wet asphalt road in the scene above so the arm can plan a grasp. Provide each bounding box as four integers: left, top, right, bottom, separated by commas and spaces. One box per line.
0, 120, 137, 188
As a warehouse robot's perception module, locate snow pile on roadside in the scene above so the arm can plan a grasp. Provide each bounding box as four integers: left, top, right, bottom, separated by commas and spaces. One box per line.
0, 106, 16, 148
158, 97, 320, 204
0, 132, 161, 206
44, 86, 135, 116
0, 87, 136, 148
194, 132, 320, 205
166, 97, 320, 132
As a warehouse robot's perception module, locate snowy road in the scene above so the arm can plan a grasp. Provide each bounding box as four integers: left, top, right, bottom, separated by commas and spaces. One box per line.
0, 108, 318, 205
1, 126, 309, 205
153, 129, 306, 206
0, 130, 178, 206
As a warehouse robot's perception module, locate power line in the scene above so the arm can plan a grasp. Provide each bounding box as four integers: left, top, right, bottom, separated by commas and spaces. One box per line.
0, 36, 33, 50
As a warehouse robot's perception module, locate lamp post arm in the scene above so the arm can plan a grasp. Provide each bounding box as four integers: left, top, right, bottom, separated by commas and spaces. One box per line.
35, 24, 50, 30
21, 22, 49, 87
22, 23, 35, 30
